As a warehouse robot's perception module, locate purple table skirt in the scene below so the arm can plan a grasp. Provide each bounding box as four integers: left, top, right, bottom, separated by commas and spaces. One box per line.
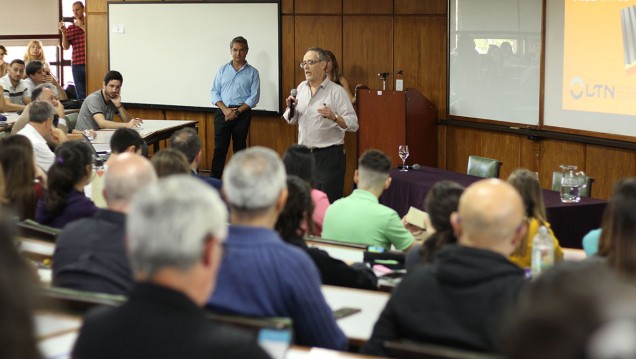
380, 167, 607, 249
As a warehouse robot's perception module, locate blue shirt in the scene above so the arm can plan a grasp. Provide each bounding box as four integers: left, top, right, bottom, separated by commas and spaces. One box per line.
210, 61, 260, 109
207, 225, 347, 350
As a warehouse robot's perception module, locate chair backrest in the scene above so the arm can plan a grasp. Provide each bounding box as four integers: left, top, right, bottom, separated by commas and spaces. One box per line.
384, 340, 502, 359
467, 156, 501, 179
17, 219, 61, 243
37, 286, 126, 315
64, 112, 79, 132
551, 172, 594, 197
205, 310, 293, 339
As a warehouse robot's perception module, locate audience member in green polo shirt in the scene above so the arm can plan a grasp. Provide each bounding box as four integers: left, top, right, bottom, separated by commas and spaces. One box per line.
322, 149, 415, 251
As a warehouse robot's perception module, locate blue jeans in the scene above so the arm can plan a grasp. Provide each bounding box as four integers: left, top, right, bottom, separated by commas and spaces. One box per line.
72, 64, 86, 99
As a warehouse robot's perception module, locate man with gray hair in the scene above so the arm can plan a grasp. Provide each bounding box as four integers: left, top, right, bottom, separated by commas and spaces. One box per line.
207, 146, 347, 350
53, 153, 157, 295
12, 83, 65, 134
322, 149, 414, 251
72, 176, 269, 358
362, 179, 528, 356
16, 100, 57, 171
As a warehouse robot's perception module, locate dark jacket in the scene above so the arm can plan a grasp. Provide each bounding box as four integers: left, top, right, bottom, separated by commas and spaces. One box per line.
73, 282, 271, 359
361, 244, 527, 356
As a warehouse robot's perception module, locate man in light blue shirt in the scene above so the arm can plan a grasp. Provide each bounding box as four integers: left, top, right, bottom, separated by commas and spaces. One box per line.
210, 36, 260, 179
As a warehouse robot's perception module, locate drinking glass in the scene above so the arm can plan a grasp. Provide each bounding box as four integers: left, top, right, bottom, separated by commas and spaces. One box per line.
398, 145, 410, 171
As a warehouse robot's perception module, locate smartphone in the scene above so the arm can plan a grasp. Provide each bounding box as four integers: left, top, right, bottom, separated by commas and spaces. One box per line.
257, 328, 292, 359
333, 307, 361, 320
367, 245, 385, 253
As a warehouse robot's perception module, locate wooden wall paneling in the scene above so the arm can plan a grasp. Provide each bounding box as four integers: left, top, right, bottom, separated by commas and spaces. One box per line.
343, 0, 393, 14
281, 16, 296, 106
282, 0, 293, 14
479, 130, 521, 179
293, 16, 342, 85
205, 112, 216, 172
343, 16, 393, 91
537, 139, 586, 193
395, 0, 447, 15
87, 0, 110, 13
295, 0, 342, 14
394, 16, 448, 119
519, 137, 541, 174
445, 126, 481, 174
86, 14, 108, 94
437, 124, 447, 169
250, 116, 297, 155
585, 145, 636, 199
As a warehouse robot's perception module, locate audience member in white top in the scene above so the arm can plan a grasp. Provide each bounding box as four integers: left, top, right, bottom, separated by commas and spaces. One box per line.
17, 101, 58, 171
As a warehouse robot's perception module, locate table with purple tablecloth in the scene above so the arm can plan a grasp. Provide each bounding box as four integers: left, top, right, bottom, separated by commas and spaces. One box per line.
379, 167, 607, 249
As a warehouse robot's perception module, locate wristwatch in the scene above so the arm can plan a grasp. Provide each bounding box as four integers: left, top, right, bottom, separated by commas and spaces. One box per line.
234, 109, 241, 117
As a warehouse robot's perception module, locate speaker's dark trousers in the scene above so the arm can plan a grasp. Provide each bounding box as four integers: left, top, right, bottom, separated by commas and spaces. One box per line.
211, 108, 251, 179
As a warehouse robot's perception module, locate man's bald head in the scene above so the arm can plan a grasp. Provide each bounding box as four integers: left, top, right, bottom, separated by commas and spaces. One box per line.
103, 153, 157, 212
452, 179, 526, 256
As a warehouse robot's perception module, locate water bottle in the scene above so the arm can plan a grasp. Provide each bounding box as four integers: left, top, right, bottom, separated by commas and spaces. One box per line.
531, 225, 554, 278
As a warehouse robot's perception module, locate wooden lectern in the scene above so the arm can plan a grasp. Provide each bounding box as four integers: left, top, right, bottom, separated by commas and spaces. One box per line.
356, 88, 437, 168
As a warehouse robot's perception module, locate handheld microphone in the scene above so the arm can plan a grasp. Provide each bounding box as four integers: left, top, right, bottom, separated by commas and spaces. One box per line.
398, 164, 421, 170
289, 89, 297, 117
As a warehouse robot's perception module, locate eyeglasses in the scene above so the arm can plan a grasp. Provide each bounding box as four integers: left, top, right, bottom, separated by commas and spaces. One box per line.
299, 59, 322, 69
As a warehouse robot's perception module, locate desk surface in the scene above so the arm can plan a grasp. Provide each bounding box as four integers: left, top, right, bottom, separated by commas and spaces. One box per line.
321, 285, 389, 346
91, 119, 195, 144
381, 167, 607, 248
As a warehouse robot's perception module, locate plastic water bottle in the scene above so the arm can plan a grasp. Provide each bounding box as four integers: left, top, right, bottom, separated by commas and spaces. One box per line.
531, 225, 554, 278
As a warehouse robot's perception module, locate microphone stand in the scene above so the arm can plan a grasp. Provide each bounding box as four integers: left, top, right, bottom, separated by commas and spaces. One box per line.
377, 70, 404, 91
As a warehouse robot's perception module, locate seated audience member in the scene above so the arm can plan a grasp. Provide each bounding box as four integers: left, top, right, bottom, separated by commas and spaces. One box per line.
282, 144, 329, 236
169, 127, 222, 190
0, 135, 45, 220
17, 100, 57, 171
0, 208, 40, 359
361, 179, 528, 355
107, 127, 145, 163
23, 60, 67, 101
11, 84, 72, 141
151, 149, 191, 178
0, 59, 30, 111
75, 70, 142, 130
207, 147, 347, 350
53, 154, 157, 295
322, 149, 414, 251
597, 177, 636, 281
502, 261, 636, 359
0, 85, 6, 111
0, 45, 7, 77
507, 169, 563, 268
404, 181, 464, 271
72, 176, 269, 359
36, 140, 97, 228
276, 175, 377, 290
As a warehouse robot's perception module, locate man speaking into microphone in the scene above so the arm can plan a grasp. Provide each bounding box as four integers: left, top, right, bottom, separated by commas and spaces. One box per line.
283, 47, 358, 202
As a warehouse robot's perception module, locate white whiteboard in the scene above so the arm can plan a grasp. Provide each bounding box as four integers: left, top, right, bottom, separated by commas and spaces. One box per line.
108, 2, 280, 113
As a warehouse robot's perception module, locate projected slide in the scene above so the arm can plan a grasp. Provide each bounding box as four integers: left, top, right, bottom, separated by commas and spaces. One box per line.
563, 0, 636, 115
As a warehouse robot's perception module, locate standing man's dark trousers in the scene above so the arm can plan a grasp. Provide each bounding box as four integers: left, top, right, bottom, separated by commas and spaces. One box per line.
312, 144, 346, 203
211, 108, 251, 179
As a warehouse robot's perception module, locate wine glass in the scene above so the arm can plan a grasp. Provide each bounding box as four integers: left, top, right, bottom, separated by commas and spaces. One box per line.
398, 145, 410, 171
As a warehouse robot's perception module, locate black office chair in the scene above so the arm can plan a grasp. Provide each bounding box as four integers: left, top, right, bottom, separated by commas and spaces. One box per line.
384, 340, 501, 359
551, 172, 594, 197
467, 156, 502, 179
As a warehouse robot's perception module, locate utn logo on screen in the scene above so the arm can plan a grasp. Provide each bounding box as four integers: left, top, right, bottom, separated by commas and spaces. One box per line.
569, 77, 616, 100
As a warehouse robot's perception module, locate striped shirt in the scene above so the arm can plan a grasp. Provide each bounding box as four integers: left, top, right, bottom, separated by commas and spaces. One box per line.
0, 73, 30, 105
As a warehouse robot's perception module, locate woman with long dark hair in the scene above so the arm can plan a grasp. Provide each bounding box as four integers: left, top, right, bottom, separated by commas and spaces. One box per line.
405, 181, 464, 271
0, 135, 44, 220
36, 140, 97, 228
324, 50, 355, 103
276, 176, 377, 290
